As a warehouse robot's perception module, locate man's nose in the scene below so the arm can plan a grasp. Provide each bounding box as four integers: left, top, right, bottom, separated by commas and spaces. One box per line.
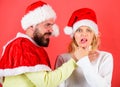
46, 26, 53, 32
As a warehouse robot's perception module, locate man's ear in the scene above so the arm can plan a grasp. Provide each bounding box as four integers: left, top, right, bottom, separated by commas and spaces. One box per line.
25, 26, 35, 38
29, 26, 35, 31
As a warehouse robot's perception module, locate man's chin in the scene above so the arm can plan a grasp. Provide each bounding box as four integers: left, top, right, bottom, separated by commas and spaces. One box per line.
43, 45, 49, 47
38, 42, 49, 47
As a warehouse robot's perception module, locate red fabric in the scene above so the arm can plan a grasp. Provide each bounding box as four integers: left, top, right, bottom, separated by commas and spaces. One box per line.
26, 1, 47, 14
0, 37, 51, 69
67, 8, 97, 27
0, 83, 2, 87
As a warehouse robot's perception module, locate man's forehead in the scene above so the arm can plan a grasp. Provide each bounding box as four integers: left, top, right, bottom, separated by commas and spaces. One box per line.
42, 18, 55, 24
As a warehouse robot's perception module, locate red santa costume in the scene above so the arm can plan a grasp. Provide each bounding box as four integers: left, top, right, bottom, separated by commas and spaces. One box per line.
0, 32, 78, 87
0, 32, 51, 76
0, 0, 59, 84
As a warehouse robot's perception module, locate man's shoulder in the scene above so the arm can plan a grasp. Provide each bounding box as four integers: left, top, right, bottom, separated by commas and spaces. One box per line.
5, 37, 34, 50
11, 37, 32, 45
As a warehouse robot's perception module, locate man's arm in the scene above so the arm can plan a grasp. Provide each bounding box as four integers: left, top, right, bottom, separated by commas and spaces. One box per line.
25, 58, 77, 87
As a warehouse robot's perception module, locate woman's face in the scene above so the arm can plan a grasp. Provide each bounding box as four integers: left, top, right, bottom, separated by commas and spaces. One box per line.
74, 26, 94, 48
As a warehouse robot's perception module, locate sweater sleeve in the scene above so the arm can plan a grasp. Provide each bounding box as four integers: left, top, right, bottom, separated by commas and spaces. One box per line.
25, 59, 77, 87
54, 55, 65, 69
77, 53, 113, 87
0, 77, 3, 85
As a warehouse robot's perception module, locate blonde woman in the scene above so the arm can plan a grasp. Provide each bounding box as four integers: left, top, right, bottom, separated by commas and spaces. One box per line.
55, 8, 113, 87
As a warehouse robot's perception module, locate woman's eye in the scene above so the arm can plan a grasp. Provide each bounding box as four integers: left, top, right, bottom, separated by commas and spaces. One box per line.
87, 29, 92, 32
76, 29, 82, 32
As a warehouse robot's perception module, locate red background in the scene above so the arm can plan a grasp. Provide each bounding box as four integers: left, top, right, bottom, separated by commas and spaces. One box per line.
0, 0, 120, 87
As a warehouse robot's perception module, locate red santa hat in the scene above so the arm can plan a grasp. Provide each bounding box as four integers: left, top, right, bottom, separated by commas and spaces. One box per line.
64, 8, 99, 37
21, 1, 59, 36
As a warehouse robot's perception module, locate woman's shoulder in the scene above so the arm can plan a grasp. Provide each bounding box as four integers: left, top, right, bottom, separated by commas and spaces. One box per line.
98, 50, 113, 56
59, 53, 71, 56
97, 50, 113, 62
57, 53, 71, 61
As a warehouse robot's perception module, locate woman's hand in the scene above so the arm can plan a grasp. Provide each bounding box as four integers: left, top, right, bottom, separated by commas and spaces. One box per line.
88, 51, 99, 62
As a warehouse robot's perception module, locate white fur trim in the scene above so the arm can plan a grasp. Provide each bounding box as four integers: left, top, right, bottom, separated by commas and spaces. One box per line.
52, 24, 59, 37
21, 5, 56, 30
73, 19, 99, 35
64, 26, 73, 35
0, 64, 51, 77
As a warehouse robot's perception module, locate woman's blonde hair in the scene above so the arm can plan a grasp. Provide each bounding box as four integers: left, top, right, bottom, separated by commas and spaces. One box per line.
68, 34, 100, 53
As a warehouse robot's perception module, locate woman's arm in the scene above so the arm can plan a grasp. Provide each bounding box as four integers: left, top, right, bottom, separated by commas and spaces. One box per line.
77, 53, 113, 87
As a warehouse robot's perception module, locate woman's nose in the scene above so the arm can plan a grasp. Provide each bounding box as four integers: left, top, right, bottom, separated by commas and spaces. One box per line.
81, 32, 88, 36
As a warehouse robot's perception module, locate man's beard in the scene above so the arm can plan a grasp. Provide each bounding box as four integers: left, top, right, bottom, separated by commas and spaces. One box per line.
33, 28, 51, 47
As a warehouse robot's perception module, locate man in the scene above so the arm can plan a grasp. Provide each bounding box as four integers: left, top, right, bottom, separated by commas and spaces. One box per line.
0, 1, 81, 87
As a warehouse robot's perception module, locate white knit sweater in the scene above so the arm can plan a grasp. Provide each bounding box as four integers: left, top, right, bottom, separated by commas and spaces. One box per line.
55, 51, 113, 87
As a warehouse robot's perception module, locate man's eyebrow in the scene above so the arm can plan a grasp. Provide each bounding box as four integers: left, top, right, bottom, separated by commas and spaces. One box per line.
45, 23, 54, 25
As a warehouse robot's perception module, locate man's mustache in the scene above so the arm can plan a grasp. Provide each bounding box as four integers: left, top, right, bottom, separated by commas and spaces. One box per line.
44, 32, 52, 36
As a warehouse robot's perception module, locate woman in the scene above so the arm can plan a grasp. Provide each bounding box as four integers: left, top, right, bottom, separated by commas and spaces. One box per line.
55, 8, 113, 87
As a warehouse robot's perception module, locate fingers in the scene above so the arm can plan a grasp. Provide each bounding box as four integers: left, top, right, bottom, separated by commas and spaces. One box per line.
89, 51, 99, 61
77, 46, 90, 53
76, 45, 91, 51
73, 46, 89, 61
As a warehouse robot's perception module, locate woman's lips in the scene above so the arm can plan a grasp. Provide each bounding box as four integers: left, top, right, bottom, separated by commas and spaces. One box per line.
80, 38, 88, 44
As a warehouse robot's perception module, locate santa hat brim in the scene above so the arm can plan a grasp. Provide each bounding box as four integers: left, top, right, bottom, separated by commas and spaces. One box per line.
52, 24, 59, 37
64, 19, 99, 36
21, 4, 56, 30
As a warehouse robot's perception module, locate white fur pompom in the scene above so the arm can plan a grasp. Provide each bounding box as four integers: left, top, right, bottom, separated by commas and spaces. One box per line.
52, 24, 59, 37
64, 26, 73, 35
